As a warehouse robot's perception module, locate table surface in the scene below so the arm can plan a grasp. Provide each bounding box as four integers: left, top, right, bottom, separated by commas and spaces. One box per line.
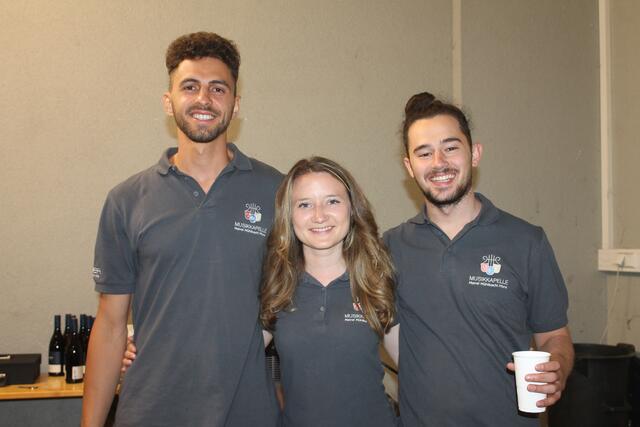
0, 374, 84, 400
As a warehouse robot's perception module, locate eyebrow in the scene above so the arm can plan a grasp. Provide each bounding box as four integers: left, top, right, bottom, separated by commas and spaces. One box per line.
179, 78, 231, 89
412, 137, 462, 154
294, 194, 343, 202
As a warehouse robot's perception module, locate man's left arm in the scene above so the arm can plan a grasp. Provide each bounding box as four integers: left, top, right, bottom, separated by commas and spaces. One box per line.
507, 326, 574, 408
518, 229, 573, 408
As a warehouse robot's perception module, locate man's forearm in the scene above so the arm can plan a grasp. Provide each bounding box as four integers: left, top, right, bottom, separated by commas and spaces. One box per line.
541, 336, 574, 375
537, 329, 574, 382
81, 293, 130, 427
82, 318, 127, 427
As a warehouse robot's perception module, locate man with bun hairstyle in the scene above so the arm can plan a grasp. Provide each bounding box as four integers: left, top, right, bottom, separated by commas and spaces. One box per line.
82, 32, 281, 427
384, 92, 574, 426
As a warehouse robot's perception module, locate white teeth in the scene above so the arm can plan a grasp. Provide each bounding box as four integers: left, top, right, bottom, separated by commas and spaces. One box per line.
430, 174, 455, 182
193, 113, 214, 120
311, 226, 332, 232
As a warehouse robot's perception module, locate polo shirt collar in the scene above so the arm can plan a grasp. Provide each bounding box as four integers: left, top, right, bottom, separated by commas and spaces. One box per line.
301, 270, 350, 288
155, 143, 253, 176
472, 193, 501, 225
156, 147, 177, 175
408, 192, 501, 227
227, 143, 253, 171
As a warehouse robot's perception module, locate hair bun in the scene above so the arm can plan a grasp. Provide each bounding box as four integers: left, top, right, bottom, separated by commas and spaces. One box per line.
404, 92, 436, 116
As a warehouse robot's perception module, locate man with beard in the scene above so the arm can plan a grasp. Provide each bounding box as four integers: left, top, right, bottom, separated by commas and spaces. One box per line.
383, 92, 574, 426
82, 32, 281, 427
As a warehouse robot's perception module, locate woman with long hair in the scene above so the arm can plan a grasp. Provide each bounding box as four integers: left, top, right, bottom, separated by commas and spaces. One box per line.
260, 156, 398, 426
121, 156, 399, 426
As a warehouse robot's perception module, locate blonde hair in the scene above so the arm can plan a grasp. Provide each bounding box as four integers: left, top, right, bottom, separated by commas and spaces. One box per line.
260, 157, 395, 337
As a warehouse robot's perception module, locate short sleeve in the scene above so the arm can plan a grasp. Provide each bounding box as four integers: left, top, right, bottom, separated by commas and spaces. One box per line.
92, 191, 136, 294
526, 230, 568, 332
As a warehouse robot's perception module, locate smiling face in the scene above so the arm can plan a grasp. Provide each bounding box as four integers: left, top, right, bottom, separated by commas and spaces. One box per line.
163, 57, 239, 144
404, 114, 482, 208
291, 172, 352, 259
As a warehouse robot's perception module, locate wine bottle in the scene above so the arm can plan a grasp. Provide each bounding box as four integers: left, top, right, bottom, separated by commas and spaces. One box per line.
265, 341, 281, 383
48, 315, 64, 376
79, 314, 88, 371
86, 315, 94, 341
62, 314, 72, 371
65, 317, 84, 384
79, 314, 87, 338
63, 314, 72, 354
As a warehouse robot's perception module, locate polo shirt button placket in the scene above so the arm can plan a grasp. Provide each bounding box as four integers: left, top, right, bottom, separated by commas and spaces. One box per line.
440, 246, 449, 273
320, 288, 327, 319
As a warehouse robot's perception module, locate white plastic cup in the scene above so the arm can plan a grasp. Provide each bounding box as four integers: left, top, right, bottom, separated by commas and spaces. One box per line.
512, 350, 551, 413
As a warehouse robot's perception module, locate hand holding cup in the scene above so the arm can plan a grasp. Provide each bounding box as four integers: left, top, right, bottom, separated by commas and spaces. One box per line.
512, 351, 551, 413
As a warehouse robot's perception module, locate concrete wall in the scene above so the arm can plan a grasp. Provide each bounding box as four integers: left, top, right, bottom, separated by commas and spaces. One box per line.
0, 0, 610, 387
606, 0, 640, 346
0, 0, 450, 360
461, 0, 603, 342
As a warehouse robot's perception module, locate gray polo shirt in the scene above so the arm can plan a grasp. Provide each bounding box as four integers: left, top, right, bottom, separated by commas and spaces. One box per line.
274, 272, 398, 427
93, 144, 282, 427
383, 193, 568, 427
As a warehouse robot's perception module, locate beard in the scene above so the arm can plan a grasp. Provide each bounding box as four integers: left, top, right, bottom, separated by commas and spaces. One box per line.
421, 168, 473, 208
173, 105, 231, 143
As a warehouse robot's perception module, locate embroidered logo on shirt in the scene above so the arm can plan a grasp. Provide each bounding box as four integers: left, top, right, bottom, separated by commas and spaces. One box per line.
345, 302, 366, 323
344, 313, 367, 323
468, 254, 509, 289
244, 203, 262, 224
480, 254, 502, 276
92, 267, 102, 280
234, 202, 268, 237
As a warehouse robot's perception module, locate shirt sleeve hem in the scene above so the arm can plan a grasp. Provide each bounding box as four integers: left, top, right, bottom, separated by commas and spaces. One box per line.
94, 283, 134, 294
531, 317, 568, 334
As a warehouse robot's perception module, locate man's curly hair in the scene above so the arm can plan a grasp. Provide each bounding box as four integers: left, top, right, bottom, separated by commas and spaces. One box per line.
166, 32, 240, 90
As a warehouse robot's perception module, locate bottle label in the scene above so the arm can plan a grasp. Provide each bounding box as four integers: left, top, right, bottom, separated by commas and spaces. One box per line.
72, 366, 83, 381
48, 364, 63, 374
49, 353, 63, 374
49, 352, 62, 365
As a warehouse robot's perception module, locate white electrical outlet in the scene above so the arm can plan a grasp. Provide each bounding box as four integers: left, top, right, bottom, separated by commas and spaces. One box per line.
598, 249, 640, 273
